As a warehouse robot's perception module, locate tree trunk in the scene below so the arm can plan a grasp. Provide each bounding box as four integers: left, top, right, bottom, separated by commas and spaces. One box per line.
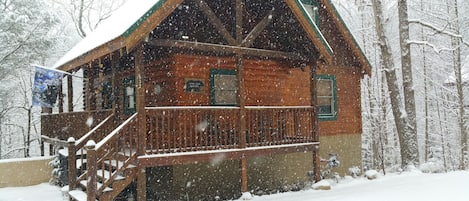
371, 0, 412, 168
397, 0, 420, 167
448, 0, 467, 170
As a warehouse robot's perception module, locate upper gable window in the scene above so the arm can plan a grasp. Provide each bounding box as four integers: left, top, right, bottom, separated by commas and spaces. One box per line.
301, 0, 320, 25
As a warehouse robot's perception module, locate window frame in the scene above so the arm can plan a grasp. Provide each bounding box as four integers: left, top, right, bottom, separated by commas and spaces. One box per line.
317, 74, 337, 121
210, 69, 238, 106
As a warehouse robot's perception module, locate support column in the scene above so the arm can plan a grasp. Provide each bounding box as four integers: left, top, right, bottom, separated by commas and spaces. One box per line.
67, 75, 74, 112
310, 63, 321, 182
110, 51, 120, 118
84, 63, 93, 112
235, 0, 249, 194
236, 54, 249, 194
58, 79, 64, 113
135, 44, 147, 201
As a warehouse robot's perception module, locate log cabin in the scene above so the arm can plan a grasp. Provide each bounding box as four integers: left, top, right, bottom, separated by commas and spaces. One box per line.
40, 0, 372, 200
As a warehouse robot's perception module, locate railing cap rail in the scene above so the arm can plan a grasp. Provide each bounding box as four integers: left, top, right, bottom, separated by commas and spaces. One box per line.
145, 106, 313, 110
95, 113, 138, 150
75, 113, 114, 147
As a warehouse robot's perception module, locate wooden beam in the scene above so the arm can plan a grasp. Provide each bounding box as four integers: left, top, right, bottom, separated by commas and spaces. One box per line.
241, 10, 274, 48
134, 44, 147, 201
236, 0, 243, 44
195, 0, 237, 45
110, 51, 120, 118
58, 79, 63, 113
138, 143, 318, 167
310, 62, 321, 182
125, 0, 184, 52
149, 39, 310, 62
240, 157, 248, 193
67, 75, 73, 112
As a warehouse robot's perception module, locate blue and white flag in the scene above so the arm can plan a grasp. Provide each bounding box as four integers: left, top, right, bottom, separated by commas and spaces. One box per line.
32, 66, 64, 108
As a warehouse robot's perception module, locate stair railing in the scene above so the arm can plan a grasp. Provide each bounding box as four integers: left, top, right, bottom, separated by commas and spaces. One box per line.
82, 113, 138, 200
68, 113, 115, 192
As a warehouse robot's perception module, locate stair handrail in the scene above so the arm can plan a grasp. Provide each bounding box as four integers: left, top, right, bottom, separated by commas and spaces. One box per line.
75, 113, 116, 148
86, 113, 138, 199
67, 113, 115, 192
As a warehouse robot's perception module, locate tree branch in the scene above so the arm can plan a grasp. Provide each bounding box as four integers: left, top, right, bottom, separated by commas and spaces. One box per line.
407, 40, 456, 54
409, 19, 469, 47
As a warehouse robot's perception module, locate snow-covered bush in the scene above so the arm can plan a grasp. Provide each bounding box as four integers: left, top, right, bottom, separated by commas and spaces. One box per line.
420, 162, 445, 173
348, 166, 361, 178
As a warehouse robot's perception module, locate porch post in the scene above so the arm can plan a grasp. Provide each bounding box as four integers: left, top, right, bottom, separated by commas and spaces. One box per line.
236, 54, 249, 193
135, 44, 147, 201
58, 79, 63, 113
235, 0, 249, 194
67, 75, 74, 112
110, 51, 120, 117
84, 63, 92, 112
310, 63, 321, 182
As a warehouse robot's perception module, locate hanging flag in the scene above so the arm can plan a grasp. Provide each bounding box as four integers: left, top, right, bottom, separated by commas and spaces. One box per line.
32, 66, 64, 108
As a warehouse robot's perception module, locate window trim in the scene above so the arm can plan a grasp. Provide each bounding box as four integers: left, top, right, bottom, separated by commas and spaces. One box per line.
317, 74, 337, 121
210, 69, 238, 106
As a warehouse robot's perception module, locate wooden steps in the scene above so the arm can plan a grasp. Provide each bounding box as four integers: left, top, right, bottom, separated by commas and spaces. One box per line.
69, 190, 90, 201
69, 154, 137, 201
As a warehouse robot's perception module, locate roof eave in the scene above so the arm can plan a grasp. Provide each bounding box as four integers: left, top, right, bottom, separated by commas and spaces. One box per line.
57, 36, 125, 72
319, 0, 373, 76
286, 0, 334, 65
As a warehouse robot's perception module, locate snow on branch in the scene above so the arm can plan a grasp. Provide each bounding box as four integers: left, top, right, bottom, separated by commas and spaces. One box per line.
407, 40, 456, 54
409, 19, 469, 47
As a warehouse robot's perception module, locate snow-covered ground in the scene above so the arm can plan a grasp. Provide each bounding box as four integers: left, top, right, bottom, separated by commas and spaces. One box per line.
0, 171, 468, 201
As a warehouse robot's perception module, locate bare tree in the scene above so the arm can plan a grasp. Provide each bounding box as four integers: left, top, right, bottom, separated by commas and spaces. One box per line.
397, 0, 420, 167
53, 0, 127, 38
0, 0, 60, 158
446, 0, 468, 170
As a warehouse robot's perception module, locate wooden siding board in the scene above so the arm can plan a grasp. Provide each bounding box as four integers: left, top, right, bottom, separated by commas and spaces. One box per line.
317, 65, 362, 135
159, 55, 312, 107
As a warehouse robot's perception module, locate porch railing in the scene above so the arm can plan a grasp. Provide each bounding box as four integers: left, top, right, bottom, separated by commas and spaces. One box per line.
41, 110, 113, 140
145, 106, 315, 154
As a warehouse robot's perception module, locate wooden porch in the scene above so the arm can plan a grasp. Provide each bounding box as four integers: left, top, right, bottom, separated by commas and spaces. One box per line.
42, 106, 319, 201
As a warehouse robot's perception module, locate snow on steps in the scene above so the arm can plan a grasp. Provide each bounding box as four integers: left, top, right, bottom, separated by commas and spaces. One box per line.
97, 169, 126, 181
79, 180, 113, 193
69, 190, 93, 201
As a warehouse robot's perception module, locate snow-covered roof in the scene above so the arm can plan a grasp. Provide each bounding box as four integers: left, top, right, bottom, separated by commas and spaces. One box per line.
53, 0, 161, 68
53, 0, 371, 75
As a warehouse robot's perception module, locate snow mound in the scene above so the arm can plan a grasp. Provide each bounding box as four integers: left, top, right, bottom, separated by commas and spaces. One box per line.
312, 180, 331, 190
239, 192, 253, 200
365, 170, 379, 180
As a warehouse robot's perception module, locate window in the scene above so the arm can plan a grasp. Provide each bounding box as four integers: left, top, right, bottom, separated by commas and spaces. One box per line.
210, 69, 238, 106
317, 75, 337, 120
123, 76, 136, 115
